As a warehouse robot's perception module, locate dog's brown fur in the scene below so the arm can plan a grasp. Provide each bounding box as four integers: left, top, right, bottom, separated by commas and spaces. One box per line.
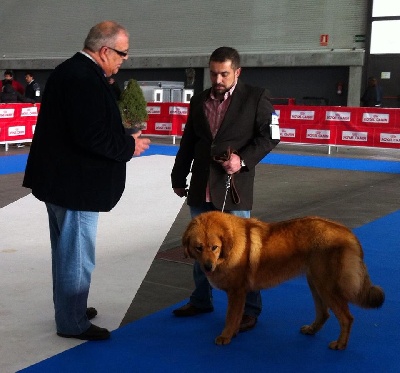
183, 211, 384, 349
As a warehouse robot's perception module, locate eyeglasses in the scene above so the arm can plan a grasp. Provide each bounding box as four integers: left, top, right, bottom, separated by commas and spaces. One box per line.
103, 46, 128, 58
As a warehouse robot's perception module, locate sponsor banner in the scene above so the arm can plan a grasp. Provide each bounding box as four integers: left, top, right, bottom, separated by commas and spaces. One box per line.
298, 124, 335, 144
341, 130, 368, 142
146, 105, 162, 115
356, 107, 398, 128
380, 132, 400, 144
334, 125, 374, 146
8, 125, 26, 137
361, 112, 389, 125
279, 128, 298, 142
146, 102, 190, 117
290, 109, 316, 121
325, 110, 351, 122
306, 129, 331, 140
0, 108, 15, 119
21, 106, 39, 117
169, 106, 188, 116
155, 122, 172, 131
282, 105, 323, 125
378, 132, 400, 148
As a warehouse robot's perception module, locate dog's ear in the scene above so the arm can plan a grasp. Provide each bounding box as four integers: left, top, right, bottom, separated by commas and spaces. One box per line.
219, 229, 234, 259
182, 220, 195, 258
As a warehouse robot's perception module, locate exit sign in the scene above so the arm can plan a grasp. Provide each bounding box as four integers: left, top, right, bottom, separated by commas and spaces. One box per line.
354, 34, 365, 42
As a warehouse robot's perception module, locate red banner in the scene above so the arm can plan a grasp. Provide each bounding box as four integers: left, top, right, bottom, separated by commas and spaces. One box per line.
276, 105, 400, 149
0, 103, 40, 143
1, 102, 400, 150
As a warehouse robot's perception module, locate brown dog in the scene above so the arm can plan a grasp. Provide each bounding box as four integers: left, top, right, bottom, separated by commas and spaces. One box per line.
182, 211, 384, 350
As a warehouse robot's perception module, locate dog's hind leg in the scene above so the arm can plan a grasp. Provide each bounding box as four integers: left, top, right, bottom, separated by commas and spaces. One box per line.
215, 289, 246, 346
300, 276, 330, 336
327, 300, 354, 350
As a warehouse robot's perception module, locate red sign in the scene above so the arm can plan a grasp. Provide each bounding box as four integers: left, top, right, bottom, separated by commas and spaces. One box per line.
320, 34, 329, 46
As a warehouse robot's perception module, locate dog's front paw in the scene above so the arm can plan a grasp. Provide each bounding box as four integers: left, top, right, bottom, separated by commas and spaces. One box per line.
215, 335, 232, 345
300, 324, 317, 335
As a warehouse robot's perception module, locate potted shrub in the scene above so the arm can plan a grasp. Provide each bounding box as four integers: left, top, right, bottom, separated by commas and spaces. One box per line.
118, 79, 148, 134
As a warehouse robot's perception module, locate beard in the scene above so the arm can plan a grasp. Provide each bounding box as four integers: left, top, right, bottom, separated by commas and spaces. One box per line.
212, 83, 232, 98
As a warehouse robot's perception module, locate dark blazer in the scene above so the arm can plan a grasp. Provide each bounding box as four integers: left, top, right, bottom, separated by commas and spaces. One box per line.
23, 53, 135, 212
171, 80, 280, 211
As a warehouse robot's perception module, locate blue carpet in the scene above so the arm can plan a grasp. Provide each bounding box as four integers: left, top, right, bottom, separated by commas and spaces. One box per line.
1, 145, 400, 175
20, 210, 400, 372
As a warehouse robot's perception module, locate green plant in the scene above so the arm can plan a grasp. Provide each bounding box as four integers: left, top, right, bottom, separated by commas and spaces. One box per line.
118, 79, 148, 129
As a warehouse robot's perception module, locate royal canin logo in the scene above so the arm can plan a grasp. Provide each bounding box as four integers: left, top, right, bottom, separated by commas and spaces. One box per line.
146, 106, 161, 115
8, 126, 26, 136
306, 129, 330, 139
290, 111, 314, 120
325, 111, 351, 121
280, 128, 296, 137
21, 107, 38, 117
169, 106, 188, 115
155, 122, 172, 131
362, 113, 389, 123
342, 131, 367, 141
380, 133, 400, 143
0, 109, 15, 118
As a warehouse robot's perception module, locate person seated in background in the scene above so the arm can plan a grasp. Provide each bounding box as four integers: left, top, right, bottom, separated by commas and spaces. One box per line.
0, 80, 35, 103
0, 70, 25, 95
24, 72, 41, 102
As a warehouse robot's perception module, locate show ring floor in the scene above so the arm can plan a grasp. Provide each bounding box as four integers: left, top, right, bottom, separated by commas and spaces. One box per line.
1, 143, 400, 372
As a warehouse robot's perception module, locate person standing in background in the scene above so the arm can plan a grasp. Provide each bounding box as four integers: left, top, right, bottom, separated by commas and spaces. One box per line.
0, 70, 25, 95
23, 20, 150, 341
361, 76, 383, 107
24, 72, 41, 102
171, 46, 280, 332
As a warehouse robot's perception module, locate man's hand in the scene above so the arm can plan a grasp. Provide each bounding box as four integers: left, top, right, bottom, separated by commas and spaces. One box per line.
173, 188, 187, 197
216, 153, 242, 174
132, 132, 151, 156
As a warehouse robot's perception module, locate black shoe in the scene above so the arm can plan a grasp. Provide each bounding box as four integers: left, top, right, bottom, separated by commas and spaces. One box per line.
173, 303, 214, 317
239, 315, 257, 332
57, 324, 110, 341
86, 307, 98, 320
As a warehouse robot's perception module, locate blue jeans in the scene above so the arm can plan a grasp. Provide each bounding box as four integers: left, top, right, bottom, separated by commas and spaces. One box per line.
46, 203, 98, 334
189, 202, 262, 317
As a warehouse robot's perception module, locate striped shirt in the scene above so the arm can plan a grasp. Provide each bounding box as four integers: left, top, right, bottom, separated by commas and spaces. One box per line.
203, 82, 237, 201
203, 82, 237, 138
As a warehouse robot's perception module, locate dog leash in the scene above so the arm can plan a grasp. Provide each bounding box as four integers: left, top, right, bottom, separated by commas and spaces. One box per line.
214, 146, 241, 212
221, 175, 232, 212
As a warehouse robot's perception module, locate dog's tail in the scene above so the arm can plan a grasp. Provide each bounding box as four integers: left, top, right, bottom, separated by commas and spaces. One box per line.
354, 267, 385, 309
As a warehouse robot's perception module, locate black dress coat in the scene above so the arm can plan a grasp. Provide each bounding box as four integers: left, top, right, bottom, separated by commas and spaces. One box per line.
23, 53, 135, 212
171, 80, 280, 211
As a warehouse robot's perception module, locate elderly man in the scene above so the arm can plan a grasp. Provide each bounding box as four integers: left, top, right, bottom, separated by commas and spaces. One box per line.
23, 21, 150, 340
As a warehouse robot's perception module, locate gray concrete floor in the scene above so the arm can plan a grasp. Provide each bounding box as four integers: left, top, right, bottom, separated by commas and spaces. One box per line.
2, 140, 400, 328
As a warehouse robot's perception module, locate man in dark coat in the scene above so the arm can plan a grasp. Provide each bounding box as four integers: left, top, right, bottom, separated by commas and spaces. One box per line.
171, 47, 280, 331
24, 72, 41, 102
23, 20, 150, 341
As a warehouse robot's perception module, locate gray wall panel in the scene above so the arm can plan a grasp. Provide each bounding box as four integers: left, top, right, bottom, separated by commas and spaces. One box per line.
1, 0, 367, 58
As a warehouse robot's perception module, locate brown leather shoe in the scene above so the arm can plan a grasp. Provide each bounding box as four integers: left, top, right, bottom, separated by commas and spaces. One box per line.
173, 303, 214, 317
239, 315, 257, 332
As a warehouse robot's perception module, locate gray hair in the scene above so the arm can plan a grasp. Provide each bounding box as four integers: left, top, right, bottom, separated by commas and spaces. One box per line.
84, 21, 128, 52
